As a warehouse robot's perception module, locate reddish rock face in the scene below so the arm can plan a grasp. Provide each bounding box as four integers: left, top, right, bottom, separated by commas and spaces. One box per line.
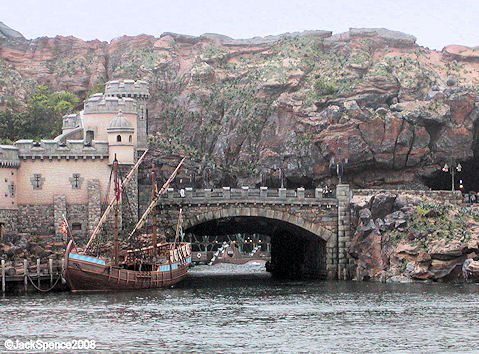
350, 192, 479, 282
1, 26, 479, 188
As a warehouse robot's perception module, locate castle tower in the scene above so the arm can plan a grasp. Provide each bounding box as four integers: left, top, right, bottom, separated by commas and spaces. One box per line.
107, 110, 135, 165
104, 80, 149, 150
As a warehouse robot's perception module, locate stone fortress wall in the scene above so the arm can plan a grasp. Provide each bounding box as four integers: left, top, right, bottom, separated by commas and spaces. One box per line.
0, 79, 147, 243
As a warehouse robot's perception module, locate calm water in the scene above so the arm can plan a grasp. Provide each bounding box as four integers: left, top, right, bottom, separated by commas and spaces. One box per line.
1, 263, 479, 353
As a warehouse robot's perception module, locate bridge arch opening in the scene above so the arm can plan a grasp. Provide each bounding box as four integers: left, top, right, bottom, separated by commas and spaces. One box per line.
185, 215, 328, 280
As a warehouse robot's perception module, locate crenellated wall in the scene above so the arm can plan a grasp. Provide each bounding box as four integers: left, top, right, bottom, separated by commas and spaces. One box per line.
104, 80, 149, 99
15, 140, 109, 159
84, 95, 137, 114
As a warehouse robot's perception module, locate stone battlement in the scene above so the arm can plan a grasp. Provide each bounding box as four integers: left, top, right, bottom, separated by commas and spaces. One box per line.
84, 94, 137, 114
14, 139, 109, 159
0, 145, 20, 168
62, 113, 81, 130
104, 79, 149, 99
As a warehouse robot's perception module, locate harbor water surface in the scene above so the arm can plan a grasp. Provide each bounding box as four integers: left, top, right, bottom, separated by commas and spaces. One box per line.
1, 263, 479, 353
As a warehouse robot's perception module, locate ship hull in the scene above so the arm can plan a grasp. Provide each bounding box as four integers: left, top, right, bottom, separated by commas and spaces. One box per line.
64, 241, 190, 292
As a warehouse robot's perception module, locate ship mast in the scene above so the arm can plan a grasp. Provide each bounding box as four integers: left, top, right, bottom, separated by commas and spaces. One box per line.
128, 157, 186, 240
112, 156, 120, 266
151, 164, 158, 257
84, 149, 148, 253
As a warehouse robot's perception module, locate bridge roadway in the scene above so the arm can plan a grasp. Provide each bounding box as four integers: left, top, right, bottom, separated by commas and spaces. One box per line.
155, 185, 353, 280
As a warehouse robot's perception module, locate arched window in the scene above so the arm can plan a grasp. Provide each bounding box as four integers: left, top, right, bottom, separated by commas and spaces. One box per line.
129, 135, 132, 143
116, 135, 121, 142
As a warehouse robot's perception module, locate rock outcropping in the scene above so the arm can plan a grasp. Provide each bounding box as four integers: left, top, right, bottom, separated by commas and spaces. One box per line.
349, 191, 479, 282
1, 24, 479, 188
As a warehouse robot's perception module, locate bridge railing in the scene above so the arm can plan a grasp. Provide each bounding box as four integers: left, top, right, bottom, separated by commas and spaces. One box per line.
159, 187, 337, 203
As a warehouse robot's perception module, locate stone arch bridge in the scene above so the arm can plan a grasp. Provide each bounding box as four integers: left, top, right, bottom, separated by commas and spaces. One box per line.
156, 185, 352, 279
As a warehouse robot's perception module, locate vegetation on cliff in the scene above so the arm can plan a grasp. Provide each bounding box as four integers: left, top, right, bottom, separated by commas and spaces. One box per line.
350, 192, 479, 282
1, 27, 479, 189
0, 84, 78, 143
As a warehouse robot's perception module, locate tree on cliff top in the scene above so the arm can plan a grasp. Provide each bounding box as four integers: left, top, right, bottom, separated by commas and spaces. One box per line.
0, 85, 79, 143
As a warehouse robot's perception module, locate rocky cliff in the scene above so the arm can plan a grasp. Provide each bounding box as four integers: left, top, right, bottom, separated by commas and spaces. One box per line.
1, 23, 479, 188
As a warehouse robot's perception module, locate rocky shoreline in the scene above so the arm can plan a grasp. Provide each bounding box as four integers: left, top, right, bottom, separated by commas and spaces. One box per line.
349, 191, 479, 283
2, 190, 479, 283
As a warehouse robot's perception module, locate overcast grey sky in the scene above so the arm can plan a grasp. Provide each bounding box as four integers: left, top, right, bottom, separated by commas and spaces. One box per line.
2, 0, 478, 50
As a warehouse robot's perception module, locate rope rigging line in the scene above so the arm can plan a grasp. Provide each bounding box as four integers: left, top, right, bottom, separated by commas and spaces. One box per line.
84, 149, 149, 252
127, 157, 186, 240
27, 274, 63, 293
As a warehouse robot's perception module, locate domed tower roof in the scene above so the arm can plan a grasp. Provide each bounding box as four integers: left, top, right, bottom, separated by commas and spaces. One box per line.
107, 110, 134, 132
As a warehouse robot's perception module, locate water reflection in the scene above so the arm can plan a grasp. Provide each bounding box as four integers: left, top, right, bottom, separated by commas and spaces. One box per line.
1, 263, 478, 352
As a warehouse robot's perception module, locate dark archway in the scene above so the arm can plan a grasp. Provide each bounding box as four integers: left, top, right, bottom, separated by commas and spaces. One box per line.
185, 216, 327, 280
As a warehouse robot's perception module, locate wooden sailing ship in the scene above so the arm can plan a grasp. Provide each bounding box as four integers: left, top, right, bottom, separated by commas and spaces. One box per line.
63, 151, 191, 291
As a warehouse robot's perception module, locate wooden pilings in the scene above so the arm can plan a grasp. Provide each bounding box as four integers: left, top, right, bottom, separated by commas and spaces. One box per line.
24, 259, 28, 292
49, 259, 53, 286
1, 259, 5, 294
37, 259, 40, 288
2, 258, 65, 294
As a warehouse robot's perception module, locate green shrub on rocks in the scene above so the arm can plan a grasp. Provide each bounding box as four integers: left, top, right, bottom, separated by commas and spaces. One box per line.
312, 76, 338, 97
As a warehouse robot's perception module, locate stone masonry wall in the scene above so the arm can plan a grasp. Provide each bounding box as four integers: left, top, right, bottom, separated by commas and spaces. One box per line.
87, 180, 102, 237
18, 204, 54, 235
53, 195, 66, 240
0, 208, 18, 234
336, 184, 353, 280
66, 203, 89, 243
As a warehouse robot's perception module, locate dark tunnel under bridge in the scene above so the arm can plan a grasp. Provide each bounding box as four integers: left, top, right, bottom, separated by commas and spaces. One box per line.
185, 215, 328, 279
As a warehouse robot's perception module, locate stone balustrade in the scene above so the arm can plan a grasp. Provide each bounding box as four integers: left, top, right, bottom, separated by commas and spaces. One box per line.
15, 139, 109, 159
159, 187, 337, 205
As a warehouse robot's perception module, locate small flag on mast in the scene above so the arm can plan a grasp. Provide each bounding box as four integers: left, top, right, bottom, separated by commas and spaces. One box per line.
114, 173, 121, 201
113, 155, 121, 201
60, 215, 69, 235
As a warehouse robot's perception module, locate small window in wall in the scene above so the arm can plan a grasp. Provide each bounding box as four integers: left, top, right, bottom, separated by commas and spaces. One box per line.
117, 135, 122, 142
129, 135, 132, 143
69, 173, 84, 189
71, 223, 82, 231
30, 174, 45, 190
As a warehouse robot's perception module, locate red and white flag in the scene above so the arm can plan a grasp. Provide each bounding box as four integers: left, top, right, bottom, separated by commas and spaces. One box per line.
60, 216, 69, 235
114, 173, 121, 201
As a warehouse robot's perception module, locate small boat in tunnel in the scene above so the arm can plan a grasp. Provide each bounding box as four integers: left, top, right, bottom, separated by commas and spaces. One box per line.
64, 154, 192, 291
186, 215, 328, 280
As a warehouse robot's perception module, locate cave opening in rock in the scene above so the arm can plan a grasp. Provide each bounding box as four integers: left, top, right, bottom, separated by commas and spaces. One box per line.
185, 216, 327, 279
423, 157, 479, 193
